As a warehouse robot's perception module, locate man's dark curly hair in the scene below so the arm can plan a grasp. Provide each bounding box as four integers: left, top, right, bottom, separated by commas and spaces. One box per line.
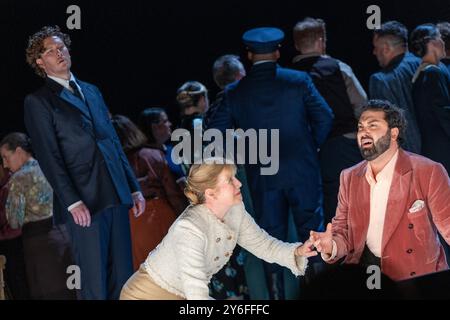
359, 99, 407, 147
25, 25, 71, 78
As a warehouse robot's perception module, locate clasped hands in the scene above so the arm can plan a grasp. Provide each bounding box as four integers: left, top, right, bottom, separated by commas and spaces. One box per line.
295, 223, 333, 258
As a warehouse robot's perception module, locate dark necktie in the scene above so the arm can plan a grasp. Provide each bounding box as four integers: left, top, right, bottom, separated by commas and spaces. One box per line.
69, 80, 84, 101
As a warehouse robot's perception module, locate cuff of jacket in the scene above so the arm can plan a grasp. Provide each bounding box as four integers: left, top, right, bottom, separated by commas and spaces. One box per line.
288, 242, 308, 277
67, 200, 83, 212
321, 240, 338, 262
132, 191, 143, 198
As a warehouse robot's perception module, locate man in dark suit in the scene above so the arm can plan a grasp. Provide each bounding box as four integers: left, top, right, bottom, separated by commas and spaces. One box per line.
291, 17, 366, 226
209, 27, 334, 299
369, 21, 422, 154
437, 22, 450, 72
23, 26, 145, 300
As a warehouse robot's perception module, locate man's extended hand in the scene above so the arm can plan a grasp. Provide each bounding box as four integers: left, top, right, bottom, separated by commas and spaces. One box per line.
132, 192, 145, 217
70, 203, 91, 227
310, 223, 333, 256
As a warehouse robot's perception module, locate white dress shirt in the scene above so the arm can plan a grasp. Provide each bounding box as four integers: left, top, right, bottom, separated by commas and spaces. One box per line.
365, 150, 399, 257
48, 73, 85, 100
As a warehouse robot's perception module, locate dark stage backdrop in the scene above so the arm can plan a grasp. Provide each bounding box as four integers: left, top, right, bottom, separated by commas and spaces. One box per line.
1, 0, 450, 137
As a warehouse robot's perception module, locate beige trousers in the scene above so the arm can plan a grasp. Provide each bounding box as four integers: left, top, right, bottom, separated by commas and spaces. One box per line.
120, 264, 184, 300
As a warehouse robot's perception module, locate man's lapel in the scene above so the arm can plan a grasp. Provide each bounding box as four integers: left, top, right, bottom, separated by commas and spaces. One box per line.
77, 81, 98, 114
45, 77, 92, 119
45, 77, 96, 138
381, 150, 413, 253
59, 89, 92, 119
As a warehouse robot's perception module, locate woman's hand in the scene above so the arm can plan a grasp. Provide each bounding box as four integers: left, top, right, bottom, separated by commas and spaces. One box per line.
295, 238, 318, 258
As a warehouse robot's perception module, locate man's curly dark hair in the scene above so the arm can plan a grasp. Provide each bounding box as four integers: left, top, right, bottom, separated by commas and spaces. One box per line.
25, 25, 71, 78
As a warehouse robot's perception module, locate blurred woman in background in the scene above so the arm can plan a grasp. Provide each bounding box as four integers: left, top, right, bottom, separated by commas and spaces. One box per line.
0, 132, 75, 300
410, 23, 450, 260
176, 81, 209, 165
138, 107, 186, 190
411, 23, 450, 173
112, 115, 188, 270
0, 163, 29, 299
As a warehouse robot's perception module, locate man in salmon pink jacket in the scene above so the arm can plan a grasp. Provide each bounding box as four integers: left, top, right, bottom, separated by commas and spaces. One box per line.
311, 99, 450, 281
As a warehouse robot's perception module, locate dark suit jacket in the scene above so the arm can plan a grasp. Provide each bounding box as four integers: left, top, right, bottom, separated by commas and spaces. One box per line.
369, 53, 422, 154
292, 55, 357, 138
209, 62, 333, 198
24, 77, 140, 224
412, 65, 450, 173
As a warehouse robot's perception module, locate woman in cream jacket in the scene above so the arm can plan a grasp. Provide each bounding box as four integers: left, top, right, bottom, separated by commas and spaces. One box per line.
120, 159, 317, 300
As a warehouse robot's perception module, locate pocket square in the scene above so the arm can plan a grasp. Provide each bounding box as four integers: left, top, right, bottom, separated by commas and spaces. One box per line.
409, 200, 425, 213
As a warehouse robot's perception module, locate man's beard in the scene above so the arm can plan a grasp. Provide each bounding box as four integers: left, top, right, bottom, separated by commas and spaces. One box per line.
359, 131, 391, 161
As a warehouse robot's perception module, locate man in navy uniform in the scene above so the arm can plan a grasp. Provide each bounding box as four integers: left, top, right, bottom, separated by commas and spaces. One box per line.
209, 27, 334, 299
369, 21, 422, 154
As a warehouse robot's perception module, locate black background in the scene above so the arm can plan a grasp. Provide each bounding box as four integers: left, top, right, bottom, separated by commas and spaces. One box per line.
1, 0, 449, 137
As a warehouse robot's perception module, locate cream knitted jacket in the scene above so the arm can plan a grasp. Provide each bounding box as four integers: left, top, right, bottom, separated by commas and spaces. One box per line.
144, 202, 308, 299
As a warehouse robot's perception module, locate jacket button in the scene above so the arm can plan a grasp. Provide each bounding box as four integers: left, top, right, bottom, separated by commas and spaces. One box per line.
407, 249, 413, 254
227, 235, 232, 240
216, 237, 221, 243
410, 272, 416, 276
225, 252, 230, 257
349, 249, 355, 254
408, 224, 414, 229
214, 256, 219, 261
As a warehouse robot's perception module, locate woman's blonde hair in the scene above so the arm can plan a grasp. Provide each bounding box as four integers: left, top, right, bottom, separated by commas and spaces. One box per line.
184, 158, 236, 205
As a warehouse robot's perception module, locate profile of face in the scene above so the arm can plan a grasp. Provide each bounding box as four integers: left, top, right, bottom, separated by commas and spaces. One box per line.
151, 112, 172, 145
36, 36, 71, 77
0, 146, 27, 173
372, 35, 390, 68
316, 36, 327, 54
357, 110, 397, 161
206, 168, 242, 208
427, 33, 446, 61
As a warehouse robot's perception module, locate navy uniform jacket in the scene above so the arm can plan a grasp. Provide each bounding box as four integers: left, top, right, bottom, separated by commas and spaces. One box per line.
209, 62, 333, 194
24, 77, 141, 224
412, 65, 450, 173
369, 53, 422, 153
